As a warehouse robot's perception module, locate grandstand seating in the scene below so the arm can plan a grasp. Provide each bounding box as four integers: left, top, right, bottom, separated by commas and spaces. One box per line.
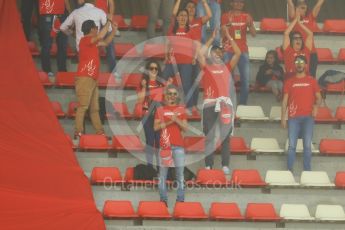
124, 167, 158, 185
38, 71, 53, 87
245, 203, 281, 221
90, 167, 124, 185
28, 41, 39, 56
173, 202, 208, 220
130, 15, 151, 30
103, 200, 138, 218
112, 15, 130, 30
195, 169, 227, 187
338, 48, 345, 62
50, 101, 65, 118
280, 204, 314, 220
138, 201, 171, 219
209, 202, 244, 220
300, 171, 335, 187
67, 101, 78, 118
319, 139, 345, 155
314, 106, 337, 123
236, 105, 269, 121
251, 138, 284, 153
113, 102, 133, 119
112, 135, 144, 152
269, 106, 283, 121
248, 46, 268, 61
284, 139, 320, 154
98, 72, 118, 88
315, 205, 345, 221
115, 43, 139, 58
335, 106, 345, 121
323, 19, 345, 33
260, 18, 287, 32
230, 169, 267, 187
335, 171, 345, 188
316, 48, 336, 63
121, 73, 142, 89
55, 72, 76, 87
79, 134, 110, 150
265, 170, 300, 186
142, 43, 165, 59
326, 81, 345, 93
230, 136, 252, 154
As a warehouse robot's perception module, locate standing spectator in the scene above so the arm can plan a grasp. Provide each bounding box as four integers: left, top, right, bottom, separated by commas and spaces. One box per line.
256, 50, 285, 101
288, 0, 325, 77
282, 14, 313, 78
154, 84, 188, 206
281, 55, 322, 172
163, 9, 199, 113
60, 0, 116, 72
74, 19, 116, 137
38, 0, 71, 76
147, 0, 174, 39
137, 59, 165, 168
197, 30, 240, 174
221, 0, 256, 105
20, 0, 38, 41
196, 0, 221, 46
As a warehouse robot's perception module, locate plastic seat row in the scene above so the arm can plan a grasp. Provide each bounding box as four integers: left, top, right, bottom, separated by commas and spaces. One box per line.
91, 167, 345, 188
103, 200, 345, 222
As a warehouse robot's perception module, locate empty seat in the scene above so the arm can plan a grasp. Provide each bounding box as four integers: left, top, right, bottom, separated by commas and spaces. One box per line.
265, 170, 299, 186
142, 43, 165, 59
103, 200, 138, 218
209, 202, 244, 220
28, 41, 40, 56
38, 71, 53, 87
124, 167, 158, 185
248, 47, 268, 60
196, 169, 227, 186
335, 171, 345, 188
300, 171, 335, 187
51, 101, 65, 118
316, 48, 335, 63
184, 136, 205, 153
315, 106, 337, 123
55, 72, 76, 87
112, 135, 144, 152
335, 106, 345, 121
245, 203, 280, 221
280, 204, 314, 220
91, 167, 123, 184
269, 106, 282, 121
67, 101, 78, 118
130, 15, 149, 30
122, 73, 142, 89
323, 19, 345, 33
319, 139, 345, 155
285, 139, 320, 154
113, 102, 133, 119
230, 169, 266, 187
236, 105, 269, 121
315, 205, 345, 221
338, 48, 345, 62
115, 43, 139, 58
230, 136, 252, 154
132, 102, 144, 120
251, 138, 284, 153
138, 201, 171, 219
79, 134, 110, 150
173, 202, 208, 220
112, 15, 129, 30
260, 18, 287, 32
326, 80, 345, 93
98, 73, 118, 88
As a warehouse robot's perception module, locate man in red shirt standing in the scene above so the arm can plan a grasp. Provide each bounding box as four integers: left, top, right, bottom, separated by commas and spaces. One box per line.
154, 85, 188, 205
281, 55, 322, 172
74, 19, 116, 137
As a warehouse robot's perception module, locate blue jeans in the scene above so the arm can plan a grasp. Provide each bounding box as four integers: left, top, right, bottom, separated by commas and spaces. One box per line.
143, 113, 160, 167
197, 0, 221, 46
159, 146, 185, 202
163, 63, 194, 109
224, 52, 250, 105
287, 116, 314, 171
105, 37, 116, 72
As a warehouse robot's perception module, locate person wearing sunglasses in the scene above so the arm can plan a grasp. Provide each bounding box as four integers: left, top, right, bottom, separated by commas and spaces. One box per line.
281, 55, 322, 172
154, 85, 188, 206
288, 0, 325, 77
137, 59, 165, 168
282, 13, 313, 79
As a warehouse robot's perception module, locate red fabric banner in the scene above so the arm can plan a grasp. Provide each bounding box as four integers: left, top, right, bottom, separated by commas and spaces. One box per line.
0, 1, 105, 229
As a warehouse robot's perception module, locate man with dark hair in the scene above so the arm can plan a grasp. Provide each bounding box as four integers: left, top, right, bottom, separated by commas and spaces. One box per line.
74, 19, 116, 137
281, 55, 322, 172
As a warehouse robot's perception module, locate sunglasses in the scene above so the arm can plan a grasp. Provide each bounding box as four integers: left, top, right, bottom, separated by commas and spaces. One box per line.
295, 59, 305, 64
293, 36, 303, 40
149, 67, 158, 71
167, 92, 178, 96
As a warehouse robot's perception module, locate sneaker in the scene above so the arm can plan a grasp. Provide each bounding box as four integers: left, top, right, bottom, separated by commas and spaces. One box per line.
205, 166, 211, 170
47, 72, 54, 77
115, 30, 121, 37
222, 166, 230, 175
74, 132, 82, 140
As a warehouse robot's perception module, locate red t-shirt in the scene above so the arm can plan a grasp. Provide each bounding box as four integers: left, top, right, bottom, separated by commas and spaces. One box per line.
168, 28, 197, 64
221, 12, 253, 53
292, 13, 317, 52
283, 46, 310, 77
140, 80, 164, 102
77, 36, 100, 80
155, 105, 187, 147
202, 64, 232, 99
190, 17, 203, 41
192, 0, 222, 3
283, 76, 320, 118
95, 0, 108, 13
39, 0, 65, 15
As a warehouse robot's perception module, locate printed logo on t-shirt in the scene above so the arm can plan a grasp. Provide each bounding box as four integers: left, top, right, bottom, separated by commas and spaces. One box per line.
161, 128, 171, 149
211, 70, 225, 74
206, 86, 215, 98
288, 100, 298, 117
41, 0, 55, 14
292, 83, 310, 88
81, 59, 96, 76
164, 111, 181, 116
176, 32, 187, 36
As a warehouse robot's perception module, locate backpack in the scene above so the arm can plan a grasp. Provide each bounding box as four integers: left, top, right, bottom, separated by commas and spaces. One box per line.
167, 167, 196, 181
133, 164, 158, 180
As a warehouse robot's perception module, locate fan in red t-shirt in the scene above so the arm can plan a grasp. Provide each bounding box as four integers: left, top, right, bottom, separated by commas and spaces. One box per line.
281, 55, 322, 172
282, 13, 313, 79
74, 19, 117, 138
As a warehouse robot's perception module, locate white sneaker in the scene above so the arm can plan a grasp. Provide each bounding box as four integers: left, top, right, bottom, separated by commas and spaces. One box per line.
222, 166, 230, 175
205, 166, 211, 170
48, 72, 54, 77
115, 30, 121, 37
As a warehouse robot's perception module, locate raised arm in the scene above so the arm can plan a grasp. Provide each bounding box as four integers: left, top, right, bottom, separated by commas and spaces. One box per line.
287, 0, 296, 20
172, 0, 182, 17
312, 0, 325, 18
283, 16, 299, 50
247, 15, 256, 37
224, 29, 241, 69
97, 22, 117, 46
297, 20, 313, 50
90, 20, 111, 43
197, 29, 216, 68
281, 93, 288, 128
108, 0, 115, 15
200, 0, 212, 24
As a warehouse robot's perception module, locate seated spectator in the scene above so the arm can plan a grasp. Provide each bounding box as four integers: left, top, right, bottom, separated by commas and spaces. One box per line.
256, 50, 285, 101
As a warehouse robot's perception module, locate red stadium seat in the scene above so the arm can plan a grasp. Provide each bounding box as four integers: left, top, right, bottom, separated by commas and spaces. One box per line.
91, 167, 124, 184
28, 41, 40, 56
65, 134, 77, 150
138, 201, 171, 219
51, 101, 65, 118
122, 73, 142, 89
124, 167, 158, 185
173, 202, 208, 220
67, 101, 78, 118
103, 200, 138, 218
113, 102, 133, 119
260, 18, 287, 32
38, 71, 53, 87
335, 171, 345, 188
335, 106, 345, 121
316, 48, 335, 63
196, 169, 227, 187
112, 135, 144, 152
112, 15, 129, 30
98, 72, 118, 88
230, 169, 266, 187
338, 48, 345, 62
315, 106, 337, 123
230, 136, 252, 154
115, 43, 139, 58
245, 203, 280, 221
184, 136, 205, 153
323, 20, 345, 33
326, 81, 345, 93
142, 43, 165, 59
55, 72, 76, 87
79, 134, 110, 150
132, 102, 144, 120
130, 15, 148, 30
319, 139, 345, 155
209, 202, 244, 220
